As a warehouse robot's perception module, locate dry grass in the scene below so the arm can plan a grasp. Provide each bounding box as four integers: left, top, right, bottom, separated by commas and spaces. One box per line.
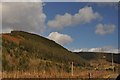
1, 70, 119, 78
2, 34, 22, 45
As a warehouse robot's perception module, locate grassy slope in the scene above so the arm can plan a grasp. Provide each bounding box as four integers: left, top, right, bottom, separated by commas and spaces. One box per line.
76, 52, 120, 64
2, 31, 87, 72
1, 31, 120, 78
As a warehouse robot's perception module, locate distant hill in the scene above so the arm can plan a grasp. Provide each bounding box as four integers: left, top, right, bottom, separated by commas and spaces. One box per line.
2, 31, 87, 72
75, 52, 120, 64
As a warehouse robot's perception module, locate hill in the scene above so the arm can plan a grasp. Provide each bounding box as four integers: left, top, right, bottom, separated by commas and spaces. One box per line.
1, 31, 120, 78
76, 52, 120, 64
2, 31, 87, 72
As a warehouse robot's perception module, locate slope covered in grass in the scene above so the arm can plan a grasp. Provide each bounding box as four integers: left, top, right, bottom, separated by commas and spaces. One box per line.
2, 31, 87, 72
76, 52, 120, 64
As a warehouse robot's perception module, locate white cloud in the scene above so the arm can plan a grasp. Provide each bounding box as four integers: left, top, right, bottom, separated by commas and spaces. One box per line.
73, 48, 89, 52
4, 0, 117, 2
47, 32, 73, 45
2, 2, 46, 34
95, 23, 116, 35
47, 6, 102, 29
1, 0, 42, 2
72, 46, 119, 54
2, 0, 119, 2
1, 28, 13, 33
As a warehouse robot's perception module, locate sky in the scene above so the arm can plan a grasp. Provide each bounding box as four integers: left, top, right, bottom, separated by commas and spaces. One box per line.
1, 2, 119, 53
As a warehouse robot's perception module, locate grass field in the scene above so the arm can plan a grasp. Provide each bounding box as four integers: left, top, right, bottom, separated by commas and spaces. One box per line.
1, 70, 119, 79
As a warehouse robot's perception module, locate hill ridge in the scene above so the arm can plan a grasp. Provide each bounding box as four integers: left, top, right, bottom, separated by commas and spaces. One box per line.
2, 30, 87, 72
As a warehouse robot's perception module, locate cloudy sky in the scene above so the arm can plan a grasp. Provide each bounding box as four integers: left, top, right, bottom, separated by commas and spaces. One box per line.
1, 2, 119, 53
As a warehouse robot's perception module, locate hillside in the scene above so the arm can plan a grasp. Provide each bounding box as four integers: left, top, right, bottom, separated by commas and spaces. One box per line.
2, 31, 87, 72
1, 31, 120, 78
76, 52, 120, 64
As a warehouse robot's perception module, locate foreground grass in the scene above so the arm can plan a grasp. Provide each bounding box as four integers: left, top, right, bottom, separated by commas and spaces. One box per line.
1, 70, 119, 79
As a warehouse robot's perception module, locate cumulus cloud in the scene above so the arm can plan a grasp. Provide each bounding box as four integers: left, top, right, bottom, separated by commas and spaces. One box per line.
1, 0, 119, 2
47, 32, 73, 45
1, 28, 13, 33
47, 6, 102, 29
2, 2, 46, 34
73, 46, 119, 54
95, 23, 116, 35
2, 0, 42, 2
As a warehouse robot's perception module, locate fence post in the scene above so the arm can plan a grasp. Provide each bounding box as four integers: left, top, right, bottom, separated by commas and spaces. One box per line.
71, 62, 73, 76
88, 72, 91, 79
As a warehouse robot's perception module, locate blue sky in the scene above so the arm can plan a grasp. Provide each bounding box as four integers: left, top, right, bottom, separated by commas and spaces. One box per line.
2, 2, 118, 52
42, 2, 118, 50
